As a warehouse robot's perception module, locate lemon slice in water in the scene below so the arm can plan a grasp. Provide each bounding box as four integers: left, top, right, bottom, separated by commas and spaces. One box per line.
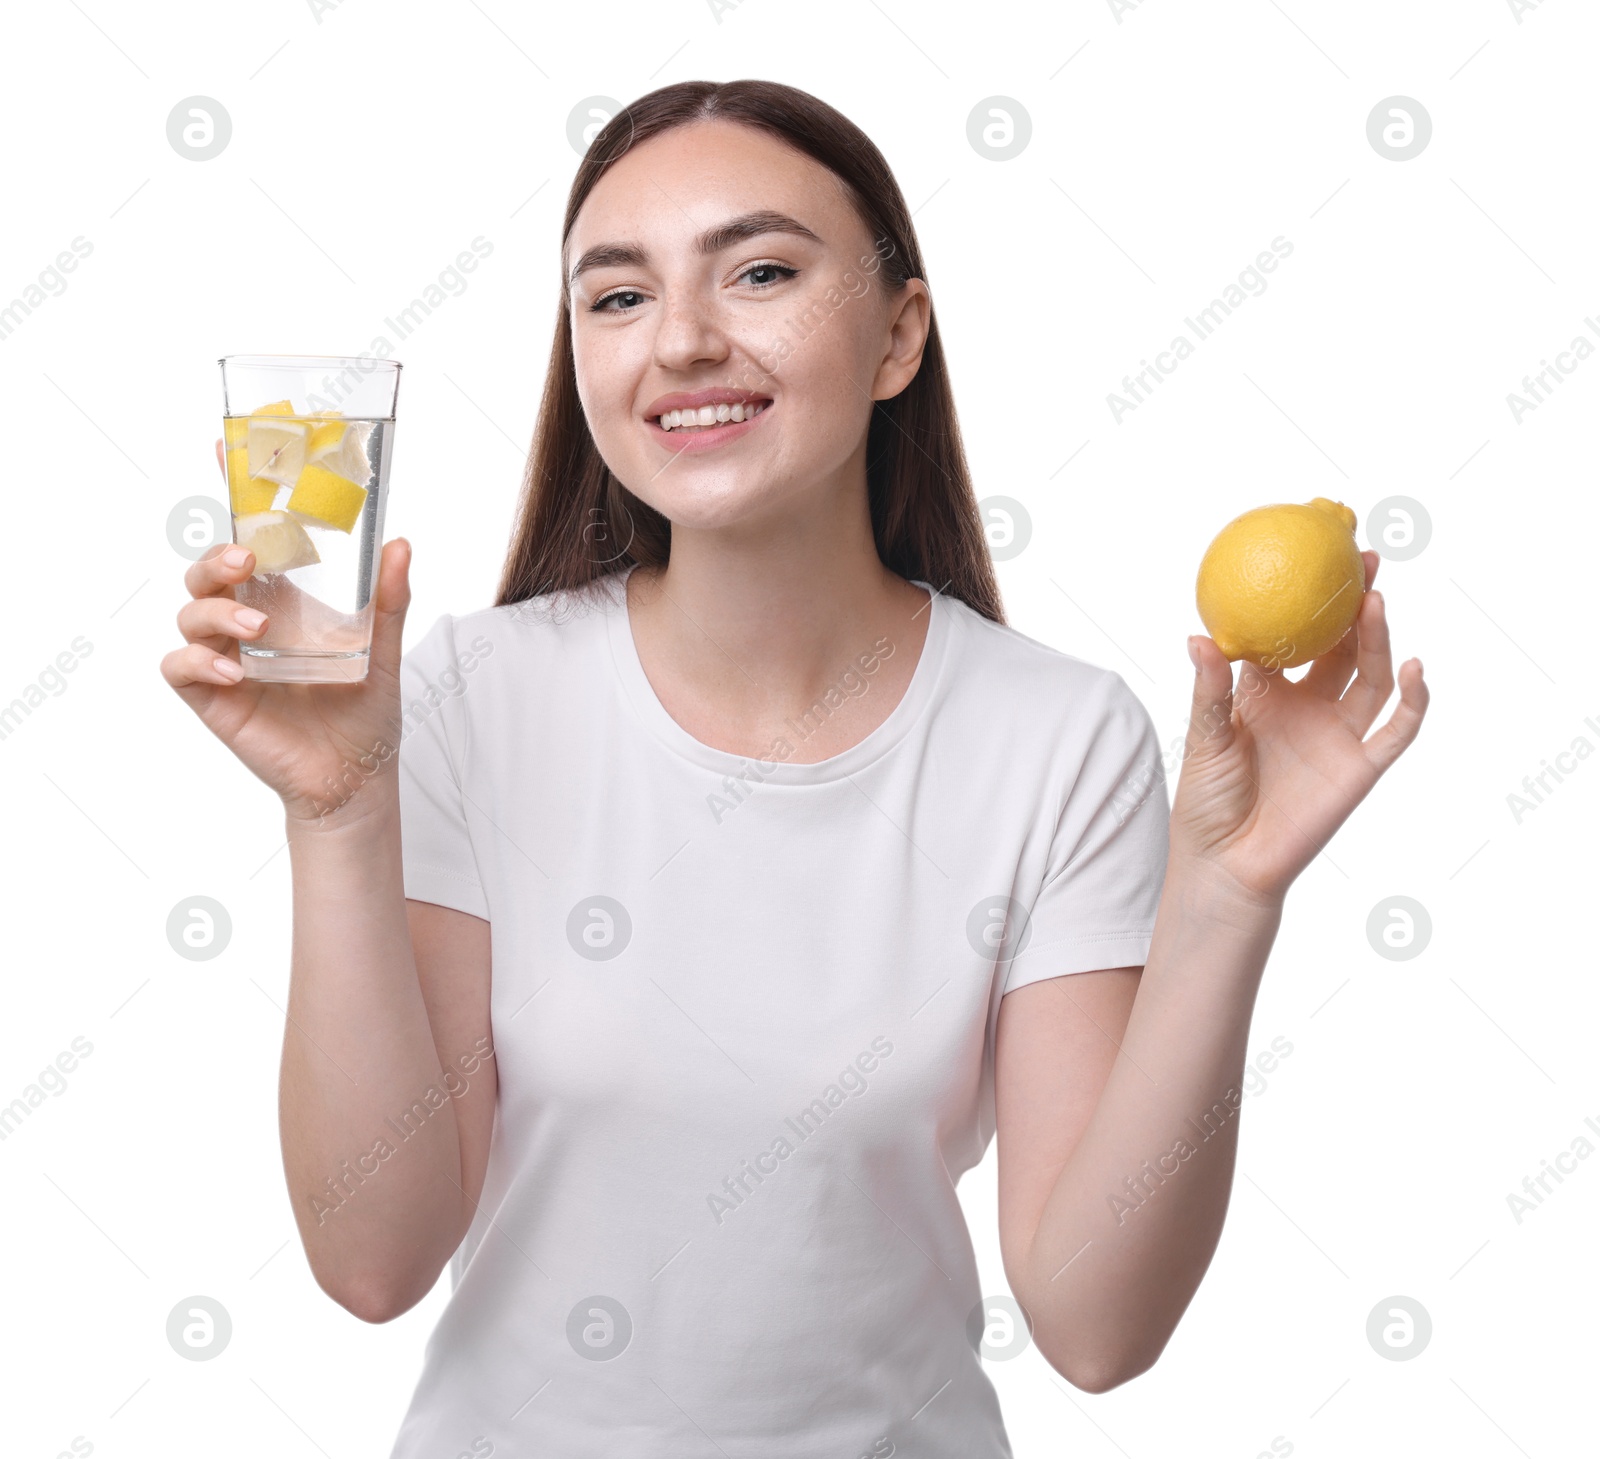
235, 509, 320, 575
306, 418, 374, 484
226, 446, 276, 515
288, 464, 368, 533
247, 416, 310, 486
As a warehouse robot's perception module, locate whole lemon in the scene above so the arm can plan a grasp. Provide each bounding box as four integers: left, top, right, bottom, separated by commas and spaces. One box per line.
1196, 498, 1365, 669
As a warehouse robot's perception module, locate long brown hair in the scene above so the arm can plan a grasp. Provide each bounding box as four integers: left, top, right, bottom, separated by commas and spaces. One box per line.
494, 78, 1005, 625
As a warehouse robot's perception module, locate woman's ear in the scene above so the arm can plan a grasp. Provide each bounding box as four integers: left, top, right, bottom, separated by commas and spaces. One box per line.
872, 278, 931, 402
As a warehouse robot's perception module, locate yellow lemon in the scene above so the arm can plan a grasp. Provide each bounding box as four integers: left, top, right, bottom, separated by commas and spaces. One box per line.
1196, 498, 1365, 669
288, 462, 368, 533
305, 418, 373, 483
234, 509, 320, 575
306, 420, 346, 460
224, 402, 298, 447
226, 446, 276, 515
247, 416, 310, 486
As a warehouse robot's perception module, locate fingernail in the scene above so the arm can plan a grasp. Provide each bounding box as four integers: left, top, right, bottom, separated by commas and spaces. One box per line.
1187, 637, 1203, 672
214, 656, 244, 682
223, 547, 249, 568
234, 607, 266, 632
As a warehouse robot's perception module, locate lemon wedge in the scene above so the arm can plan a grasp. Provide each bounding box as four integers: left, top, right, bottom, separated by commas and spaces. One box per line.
226, 446, 276, 515
306, 420, 345, 458
305, 419, 374, 484
247, 416, 310, 487
235, 510, 320, 575
287, 463, 368, 533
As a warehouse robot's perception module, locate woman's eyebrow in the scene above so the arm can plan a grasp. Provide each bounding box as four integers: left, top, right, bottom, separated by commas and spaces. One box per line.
567, 210, 824, 287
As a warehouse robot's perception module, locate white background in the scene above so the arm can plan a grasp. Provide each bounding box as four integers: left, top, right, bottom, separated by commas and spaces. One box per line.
2, 1, 1595, 1456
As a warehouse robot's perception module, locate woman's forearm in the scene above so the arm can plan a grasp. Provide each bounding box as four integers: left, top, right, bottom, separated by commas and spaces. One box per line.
1014, 858, 1283, 1388
279, 788, 468, 1320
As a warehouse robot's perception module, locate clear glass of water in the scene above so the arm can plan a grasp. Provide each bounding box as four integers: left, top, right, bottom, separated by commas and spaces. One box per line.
218, 354, 401, 683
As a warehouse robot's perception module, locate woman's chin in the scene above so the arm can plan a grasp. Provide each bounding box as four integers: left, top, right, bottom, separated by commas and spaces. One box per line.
628, 475, 792, 531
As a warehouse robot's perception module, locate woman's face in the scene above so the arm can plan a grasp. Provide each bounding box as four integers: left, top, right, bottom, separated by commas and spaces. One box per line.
565, 119, 928, 536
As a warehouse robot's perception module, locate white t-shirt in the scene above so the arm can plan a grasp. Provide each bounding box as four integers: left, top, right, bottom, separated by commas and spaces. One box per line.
388, 564, 1170, 1458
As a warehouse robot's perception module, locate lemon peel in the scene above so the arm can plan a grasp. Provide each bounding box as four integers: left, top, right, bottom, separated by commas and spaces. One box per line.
226, 445, 276, 515
288, 463, 368, 533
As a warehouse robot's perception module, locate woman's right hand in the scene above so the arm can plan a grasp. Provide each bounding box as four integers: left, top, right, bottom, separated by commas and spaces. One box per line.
159, 438, 413, 826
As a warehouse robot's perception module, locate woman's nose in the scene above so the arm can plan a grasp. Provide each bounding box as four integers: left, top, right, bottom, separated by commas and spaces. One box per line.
651, 288, 730, 370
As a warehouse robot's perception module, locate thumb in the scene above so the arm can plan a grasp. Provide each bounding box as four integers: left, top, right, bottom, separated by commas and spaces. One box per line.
370, 537, 413, 677
1184, 634, 1238, 764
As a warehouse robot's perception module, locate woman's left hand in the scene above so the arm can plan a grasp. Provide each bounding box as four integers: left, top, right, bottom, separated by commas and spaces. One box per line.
1171, 551, 1430, 905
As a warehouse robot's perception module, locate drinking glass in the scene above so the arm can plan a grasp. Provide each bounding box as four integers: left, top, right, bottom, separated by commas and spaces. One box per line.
218, 354, 401, 683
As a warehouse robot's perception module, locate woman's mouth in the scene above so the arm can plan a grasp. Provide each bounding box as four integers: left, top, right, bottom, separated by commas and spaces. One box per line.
647, 398, 773, 453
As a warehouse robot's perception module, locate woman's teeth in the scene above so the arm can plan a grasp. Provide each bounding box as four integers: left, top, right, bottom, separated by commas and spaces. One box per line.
657, 401, 768, 431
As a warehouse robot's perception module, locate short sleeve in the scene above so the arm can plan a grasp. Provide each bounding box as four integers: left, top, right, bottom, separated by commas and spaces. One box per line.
1001, 672, 1170, 994
396, 613, 490, 920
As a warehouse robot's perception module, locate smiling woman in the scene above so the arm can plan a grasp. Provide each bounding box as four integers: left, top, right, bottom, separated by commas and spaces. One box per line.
496, 85, 998, 621
159, 74, 1427, 1459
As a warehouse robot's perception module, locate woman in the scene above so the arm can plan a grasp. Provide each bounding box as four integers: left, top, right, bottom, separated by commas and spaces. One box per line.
161, 80, 1427, 1458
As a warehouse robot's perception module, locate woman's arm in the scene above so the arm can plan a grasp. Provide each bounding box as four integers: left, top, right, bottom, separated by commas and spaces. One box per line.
280, 798, 495, 1323
995, 873, 1276, 1390
995, 552, 1427, 1389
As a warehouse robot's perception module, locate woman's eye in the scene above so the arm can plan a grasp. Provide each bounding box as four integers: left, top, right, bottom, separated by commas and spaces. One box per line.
589, 264, 797, 314
591, 289, 646, 314
740, 263, 798, 289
